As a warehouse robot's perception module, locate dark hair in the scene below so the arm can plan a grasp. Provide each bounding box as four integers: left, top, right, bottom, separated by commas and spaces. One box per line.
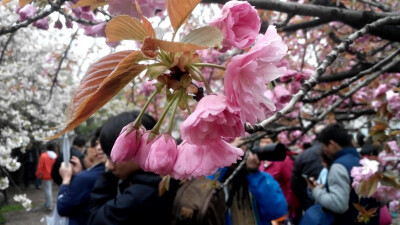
89, 126, 103, 148
318, 123, 352, 148
360, 143, 381, 157
320, 150, 333, 168
73, 136, 86, 147
100, 111, 156, 156
46, 141, 56, 151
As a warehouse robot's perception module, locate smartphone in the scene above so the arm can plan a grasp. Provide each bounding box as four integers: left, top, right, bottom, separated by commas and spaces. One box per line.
302, 174, 308, 179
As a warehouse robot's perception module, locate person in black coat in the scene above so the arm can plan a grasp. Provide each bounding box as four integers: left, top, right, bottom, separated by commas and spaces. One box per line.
290, 124, 326, 224
88, 111, 177, 225
291, 141, 324, 211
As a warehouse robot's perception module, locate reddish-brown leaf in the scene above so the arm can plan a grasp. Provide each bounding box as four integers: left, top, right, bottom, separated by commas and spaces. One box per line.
166, 0, 202, 32
1, 0, 13, 6
48, 51, 145, 139
74, 0, 107, 9
19, 0, 30, 7
106, 15, 149, 42
133, 0, 156, 37
142, 16, 156, 38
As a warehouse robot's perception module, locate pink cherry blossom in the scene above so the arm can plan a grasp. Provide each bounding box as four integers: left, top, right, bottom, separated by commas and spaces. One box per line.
134, 131, 154, 169
387, 141, 400, 153
209, 1, 260, 51
378, 149, 400, 167
389, 200, 400, 213
351, 158, 379, 181
139, 80, 156, 97
387, 90, 400, 119
180, 94, 244, 145
273, 85, 291, 104
371, 184, 400, 203
108, 0, 165, 18
18, 4, 37, 22
110, 124, 144, 162
65, 20, 73, 29
224, 25, 287, 124
143, 134, 178, 175
278, 131, 291, 146
32, 18, 49, 30
373, 84, 388, 98
171, 139, 243, 179
83, 22, 106, 38
54, 20, 63, 29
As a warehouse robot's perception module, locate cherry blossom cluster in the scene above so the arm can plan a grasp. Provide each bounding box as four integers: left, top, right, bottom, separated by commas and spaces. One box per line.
13, 194, 32, 211
351, 140, 400, 213
110, 1, 288, 179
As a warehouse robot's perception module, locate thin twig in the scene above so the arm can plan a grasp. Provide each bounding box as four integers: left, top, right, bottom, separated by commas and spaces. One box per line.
45, 29, 79, 104
0, 0, 67, 36
0, 33, 14, 65
305, 55, 400, 130
303, 48, 400, 103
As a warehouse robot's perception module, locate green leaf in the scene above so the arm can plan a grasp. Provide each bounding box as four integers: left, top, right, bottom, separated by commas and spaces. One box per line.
145, 64, 169, 80
381, 171, 400, 189
154, 38, 207, 53
181, 26, 223, 48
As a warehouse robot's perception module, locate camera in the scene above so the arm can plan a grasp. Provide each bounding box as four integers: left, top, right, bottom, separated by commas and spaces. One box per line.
250, 143, 286, 161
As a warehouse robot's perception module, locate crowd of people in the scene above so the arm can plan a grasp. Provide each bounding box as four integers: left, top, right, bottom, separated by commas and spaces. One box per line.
16, 112, 397, 225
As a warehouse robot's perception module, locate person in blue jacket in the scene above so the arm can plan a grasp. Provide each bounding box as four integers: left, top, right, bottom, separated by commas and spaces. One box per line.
57, 128, 106, 225
210, 139, 288, 225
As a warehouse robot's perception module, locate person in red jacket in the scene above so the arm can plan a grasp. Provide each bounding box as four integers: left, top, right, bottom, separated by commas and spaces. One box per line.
36, 142, 57, 211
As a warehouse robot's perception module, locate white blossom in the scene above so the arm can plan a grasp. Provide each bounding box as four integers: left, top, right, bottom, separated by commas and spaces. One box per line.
6, 158, 21, 172
0, 177, 9, 190
13, 194, 32, 211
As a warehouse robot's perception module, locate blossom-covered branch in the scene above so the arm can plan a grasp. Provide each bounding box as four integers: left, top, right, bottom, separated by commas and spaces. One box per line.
203, 0, 400, 41
245, 15, 400, 133
0, 0, 67, 36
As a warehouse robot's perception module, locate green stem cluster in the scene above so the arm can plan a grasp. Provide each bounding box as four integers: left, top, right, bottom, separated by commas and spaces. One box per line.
134, 84, 165, 128
151, 89, 182, 135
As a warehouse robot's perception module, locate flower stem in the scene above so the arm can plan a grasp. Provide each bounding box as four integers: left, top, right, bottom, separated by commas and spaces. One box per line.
192, 63, 226, 71
184, 95, 192, 115
151, 90, 181, 135
190, 65, 213, 95
167, 91, 182, 134
134, 84, 164, 128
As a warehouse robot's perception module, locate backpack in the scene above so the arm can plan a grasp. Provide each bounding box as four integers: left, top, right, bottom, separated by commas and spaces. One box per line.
170, 176, 226, 225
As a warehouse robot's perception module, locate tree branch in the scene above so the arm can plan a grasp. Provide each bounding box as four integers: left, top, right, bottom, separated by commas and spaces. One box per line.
304, 48, 400, 103
0, 33, 14, 65
45, 29, 78, 104
202, 0, 400, 41
307, 55, 400, 127
0, 0, 67, 36
281, 18, 330, 32
245, 15, 400, 133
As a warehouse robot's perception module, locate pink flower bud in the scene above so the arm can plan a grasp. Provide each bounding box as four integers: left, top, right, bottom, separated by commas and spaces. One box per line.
143, 134, 178, 175
110, 124, 144, 162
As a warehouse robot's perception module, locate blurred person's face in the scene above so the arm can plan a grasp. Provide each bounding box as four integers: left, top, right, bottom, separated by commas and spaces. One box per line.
322, 140, 341, 159
106, 159, 140, 180
259, 137, 273, 147
84, 141, 106, 168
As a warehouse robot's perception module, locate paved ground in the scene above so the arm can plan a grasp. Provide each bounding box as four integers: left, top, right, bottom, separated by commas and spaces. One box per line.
4, 183, 58, 225
3, 183, 400, 224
